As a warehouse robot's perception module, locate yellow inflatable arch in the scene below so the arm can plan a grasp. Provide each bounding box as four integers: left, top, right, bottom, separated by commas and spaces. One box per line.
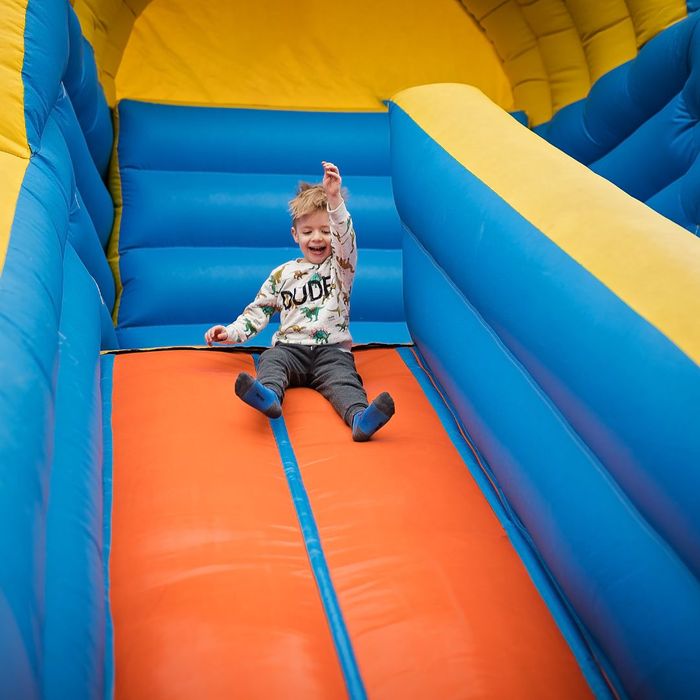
74, 0, 686, 122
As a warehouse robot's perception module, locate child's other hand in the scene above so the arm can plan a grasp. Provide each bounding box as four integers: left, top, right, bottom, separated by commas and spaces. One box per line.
205, 325, 229, 345
322, 161, 342, 208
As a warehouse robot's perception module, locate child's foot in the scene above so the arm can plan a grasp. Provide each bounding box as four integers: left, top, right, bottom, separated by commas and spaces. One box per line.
352, 392, 395, 442
235, 372, 282, 418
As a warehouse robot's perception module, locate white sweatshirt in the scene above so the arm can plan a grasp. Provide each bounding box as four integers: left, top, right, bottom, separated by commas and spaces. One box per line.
225, 200, 357, 350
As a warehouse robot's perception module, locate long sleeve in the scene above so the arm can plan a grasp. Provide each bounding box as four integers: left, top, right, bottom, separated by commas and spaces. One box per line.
224, 265, 284, 342
327, 199, 357, 303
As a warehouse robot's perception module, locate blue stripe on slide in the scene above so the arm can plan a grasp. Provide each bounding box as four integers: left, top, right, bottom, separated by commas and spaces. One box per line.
396, 346, 617, 700
252, 354, 367, 700
100, 354, 116, 700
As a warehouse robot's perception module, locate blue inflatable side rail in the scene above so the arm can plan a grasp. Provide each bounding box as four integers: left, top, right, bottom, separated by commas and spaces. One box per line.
64, 4, 113, 179
110, 100, 409, 348
55, 86, 114, 252
390, 84, 700, 699
536, 12, 700, 235
0, 2, 116, 697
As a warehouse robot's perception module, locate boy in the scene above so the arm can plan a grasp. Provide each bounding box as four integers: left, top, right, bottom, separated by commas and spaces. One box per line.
204, 161, 395, 442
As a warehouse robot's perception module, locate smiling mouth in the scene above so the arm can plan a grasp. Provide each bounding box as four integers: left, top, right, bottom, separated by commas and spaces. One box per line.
309, 246, 327, 254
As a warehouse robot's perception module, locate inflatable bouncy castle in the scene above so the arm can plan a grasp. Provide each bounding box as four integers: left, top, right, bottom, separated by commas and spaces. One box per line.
2, 1, 700, 698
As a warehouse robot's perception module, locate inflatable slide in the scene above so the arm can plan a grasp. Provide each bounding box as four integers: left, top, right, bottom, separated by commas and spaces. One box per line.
1, 1, 699, 698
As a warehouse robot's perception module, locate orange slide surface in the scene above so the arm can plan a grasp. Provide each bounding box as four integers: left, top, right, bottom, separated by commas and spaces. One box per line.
109, 351, 346, 698
109, 348, 592, 699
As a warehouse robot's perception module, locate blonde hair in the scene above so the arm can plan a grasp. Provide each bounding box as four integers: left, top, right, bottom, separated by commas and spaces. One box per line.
288, 182, 327, 226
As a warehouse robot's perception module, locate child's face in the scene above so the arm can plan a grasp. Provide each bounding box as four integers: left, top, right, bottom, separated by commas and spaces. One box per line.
292, 209, 331, 264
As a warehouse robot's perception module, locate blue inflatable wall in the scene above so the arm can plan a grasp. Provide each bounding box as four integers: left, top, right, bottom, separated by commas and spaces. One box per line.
0, 3, 115, 698
536, 12, 700, 235
109, 101, 408, 348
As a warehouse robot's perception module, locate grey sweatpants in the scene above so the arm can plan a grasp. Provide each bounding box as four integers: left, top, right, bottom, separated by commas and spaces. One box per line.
257, 344, 368, 425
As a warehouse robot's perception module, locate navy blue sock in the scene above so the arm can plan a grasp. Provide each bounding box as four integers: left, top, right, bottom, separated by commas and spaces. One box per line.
235, 372, 282, 418
352, 392, 395, 442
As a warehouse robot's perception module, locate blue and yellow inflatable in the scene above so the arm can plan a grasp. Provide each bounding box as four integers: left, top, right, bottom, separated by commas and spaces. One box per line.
1, 1, 699, 698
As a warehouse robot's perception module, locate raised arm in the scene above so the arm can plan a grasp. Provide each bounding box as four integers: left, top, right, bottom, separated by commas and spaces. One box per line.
322, 161, 357, 293
322, 160, 343, 210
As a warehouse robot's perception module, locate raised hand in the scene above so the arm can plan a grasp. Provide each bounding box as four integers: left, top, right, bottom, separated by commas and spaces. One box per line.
322, 161, 342, 208
204, 325, 229, 346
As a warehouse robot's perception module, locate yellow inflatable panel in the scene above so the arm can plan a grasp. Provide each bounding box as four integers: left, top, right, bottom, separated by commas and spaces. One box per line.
114, 0, 512, 111
625, 0, 687, 46
0, 152, 28, 275
73, 0, 148, 104
73, 0, 687, 118
0, 0, 30, 276
393, 84, 700, 365
473, 1, 552, 124
517, 0, 589, 112
0, 0, 29, 158
460, 0, 686, 125
566, 0, 638, 83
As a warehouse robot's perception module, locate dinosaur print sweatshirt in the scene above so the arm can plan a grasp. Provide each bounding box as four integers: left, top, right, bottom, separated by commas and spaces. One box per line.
225, 200, 356, 350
